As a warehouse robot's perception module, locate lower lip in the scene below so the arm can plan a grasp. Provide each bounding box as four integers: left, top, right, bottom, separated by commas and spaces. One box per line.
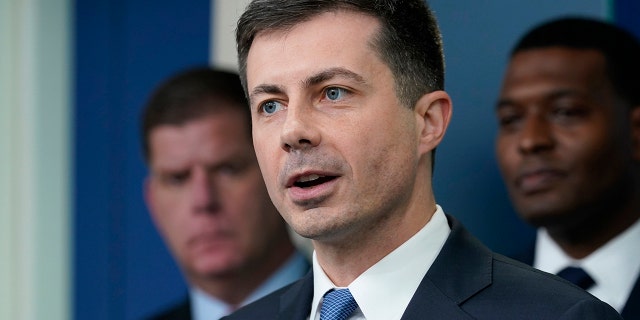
190, 233, 229, 249
518, 171, 564, 194
287, 177, 338, 206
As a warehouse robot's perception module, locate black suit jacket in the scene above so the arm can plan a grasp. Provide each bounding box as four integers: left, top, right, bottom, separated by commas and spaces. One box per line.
512, 241, 640, 319
223, 215, 622, 319
146, 297, 191, 320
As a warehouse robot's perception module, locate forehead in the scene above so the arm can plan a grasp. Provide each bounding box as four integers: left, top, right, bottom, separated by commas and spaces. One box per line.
503, 47, 608, 90
148, 111, 251, 163
499, 47, 617, 106
245, 10, 383, 91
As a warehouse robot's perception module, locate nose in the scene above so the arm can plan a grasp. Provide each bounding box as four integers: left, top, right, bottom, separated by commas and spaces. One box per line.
191, 168, 221, 214
280, 101, 321, 152
518, 114, 554, 154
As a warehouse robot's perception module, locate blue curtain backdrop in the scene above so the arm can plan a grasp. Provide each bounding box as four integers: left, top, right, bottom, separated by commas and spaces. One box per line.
73, 1, 639, 319
74, 1, 209, 319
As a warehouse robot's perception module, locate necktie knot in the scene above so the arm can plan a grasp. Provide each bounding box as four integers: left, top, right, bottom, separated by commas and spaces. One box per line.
556, 266, 595, 290
320, 288, 358, 320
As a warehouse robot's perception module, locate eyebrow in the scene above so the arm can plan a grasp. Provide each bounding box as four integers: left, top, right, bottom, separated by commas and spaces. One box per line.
249, 84, 286, 103
302, 67, 366, 87
249, 67, 367, 102
495, 88, 583, 111
495, 98, 515, 111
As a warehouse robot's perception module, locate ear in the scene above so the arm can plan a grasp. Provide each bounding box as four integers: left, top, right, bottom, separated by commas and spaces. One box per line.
414, 90, 453, 156
631, 106, 640, 161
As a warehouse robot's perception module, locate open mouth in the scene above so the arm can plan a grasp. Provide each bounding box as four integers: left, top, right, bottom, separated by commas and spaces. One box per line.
293, 174, 337, 188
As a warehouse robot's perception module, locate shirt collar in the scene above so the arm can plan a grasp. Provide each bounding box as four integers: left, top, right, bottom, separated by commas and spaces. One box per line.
310, 205, 450, 320
190, 286, 230, 320
535, 218, 640, 312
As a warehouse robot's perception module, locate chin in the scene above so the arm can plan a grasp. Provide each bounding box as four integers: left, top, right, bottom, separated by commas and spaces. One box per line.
518, 205, 569, 228
285, 211, 323, 236
192, 256, 242, 275
288, 223, 317, 239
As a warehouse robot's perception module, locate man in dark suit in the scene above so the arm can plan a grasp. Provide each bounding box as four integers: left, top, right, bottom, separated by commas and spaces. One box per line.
140, 67, 309, 320
495, 17, 640, 319
223, 1, 622, 319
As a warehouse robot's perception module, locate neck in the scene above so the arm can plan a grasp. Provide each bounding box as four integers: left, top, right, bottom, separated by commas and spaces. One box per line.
314, 198, 436, 287
189, 240, 296, 306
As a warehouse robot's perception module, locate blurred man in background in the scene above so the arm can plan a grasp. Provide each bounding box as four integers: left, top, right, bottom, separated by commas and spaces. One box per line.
495, 17, 640, 318
141, 67, 309, 320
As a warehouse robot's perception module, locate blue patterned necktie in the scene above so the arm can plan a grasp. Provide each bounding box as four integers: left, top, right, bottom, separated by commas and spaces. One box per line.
320, 289, 359, 320
557, 266, 595, 290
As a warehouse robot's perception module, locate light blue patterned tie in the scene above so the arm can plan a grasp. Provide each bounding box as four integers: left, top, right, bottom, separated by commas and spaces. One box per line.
320, 289, 359, 320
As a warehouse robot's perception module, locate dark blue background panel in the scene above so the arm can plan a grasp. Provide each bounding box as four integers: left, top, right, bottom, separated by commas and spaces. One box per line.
74, 1, 623, 320
73, 0, 210, 319
614, 0, 640, 38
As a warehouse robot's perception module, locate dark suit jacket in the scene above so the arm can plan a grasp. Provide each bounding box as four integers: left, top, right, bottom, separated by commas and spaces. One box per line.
222, 215, 622, 319
145, 255, 312, 320
146, 297, 191, 320
512, 241, 640, 319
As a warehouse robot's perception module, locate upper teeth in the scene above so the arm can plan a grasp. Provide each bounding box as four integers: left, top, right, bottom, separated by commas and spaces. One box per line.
298, 174, 321, 182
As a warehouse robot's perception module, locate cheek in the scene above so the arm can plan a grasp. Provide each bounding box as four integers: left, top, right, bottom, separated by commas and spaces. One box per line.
562, 127, 612, 168
232, 185, 283, 246
230, 174, 277, 220
354, 119, 415, 181
150, 189, 178, 225
571, 140, 618, 184
149, 196, 189, 256
254, 144, 281, 195
151, 188, 191, 235
495, 137, 517, 171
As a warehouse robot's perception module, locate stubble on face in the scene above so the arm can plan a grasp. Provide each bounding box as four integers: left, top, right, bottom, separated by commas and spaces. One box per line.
246, 11, 423, 248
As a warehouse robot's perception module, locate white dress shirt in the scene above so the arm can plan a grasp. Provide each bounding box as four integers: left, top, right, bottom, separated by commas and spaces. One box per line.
191, 251, 309, 320
534, 218, 640, 313
309, 205, 451, 320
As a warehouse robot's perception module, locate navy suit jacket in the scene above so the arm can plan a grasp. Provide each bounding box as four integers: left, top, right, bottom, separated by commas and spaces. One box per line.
512, 241, 640, 319
223, 215, 621, 319
145, 256, 312, 320
145, 297, 191, 320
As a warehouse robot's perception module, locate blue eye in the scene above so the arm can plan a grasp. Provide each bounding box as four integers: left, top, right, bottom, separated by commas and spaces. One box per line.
261, 100, 284, 115
325, 87, 346, 101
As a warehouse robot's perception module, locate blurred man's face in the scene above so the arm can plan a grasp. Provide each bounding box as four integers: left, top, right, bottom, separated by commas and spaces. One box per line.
145, 109, 290, 282
495, 47, 633, 228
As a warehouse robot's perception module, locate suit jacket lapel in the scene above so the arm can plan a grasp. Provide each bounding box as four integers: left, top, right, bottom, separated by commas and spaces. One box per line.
278, 271, 314, 320
621, 274, 640, 318
402, 215, 491, 319
523, 236, 640, 318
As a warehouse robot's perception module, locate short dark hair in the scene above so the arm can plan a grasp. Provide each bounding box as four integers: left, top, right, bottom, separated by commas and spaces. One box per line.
512, 17, 640, 107
235, 0, 445, 109
140, 67, 249, 163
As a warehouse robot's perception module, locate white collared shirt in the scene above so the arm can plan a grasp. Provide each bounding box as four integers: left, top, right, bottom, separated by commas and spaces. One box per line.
191, 251, 309, 320
309, 205, 451, 320
534, 218, 640, 313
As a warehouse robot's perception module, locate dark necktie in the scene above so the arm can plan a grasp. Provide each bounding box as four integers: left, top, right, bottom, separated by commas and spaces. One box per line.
320, 288, 359, 320
556, 266, 595, 290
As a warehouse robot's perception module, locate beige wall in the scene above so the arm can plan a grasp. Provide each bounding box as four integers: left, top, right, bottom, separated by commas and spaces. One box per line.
210, 0, 252, 70
0, 0, 71, 319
